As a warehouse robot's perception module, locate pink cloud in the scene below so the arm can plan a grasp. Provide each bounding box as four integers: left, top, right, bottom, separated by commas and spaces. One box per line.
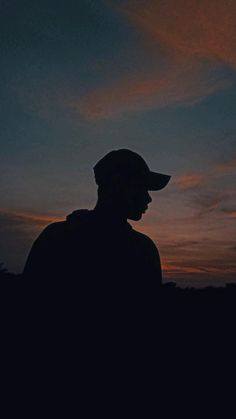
118, 0, 236, 67
77, 61, 230, 120
174, 174, 205, 190
0, 209, 62, 232
215, 157, 236, 174
222, 210, 236, 219
75, 0, 235, 119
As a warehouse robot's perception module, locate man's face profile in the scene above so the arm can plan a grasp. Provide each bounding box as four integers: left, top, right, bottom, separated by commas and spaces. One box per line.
121, 180, 152, 221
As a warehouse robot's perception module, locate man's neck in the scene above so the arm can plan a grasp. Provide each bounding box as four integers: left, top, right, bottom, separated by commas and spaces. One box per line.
93, 200, 127, 224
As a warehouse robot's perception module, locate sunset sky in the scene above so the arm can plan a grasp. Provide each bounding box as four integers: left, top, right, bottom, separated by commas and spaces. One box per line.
1, 0, 236, 287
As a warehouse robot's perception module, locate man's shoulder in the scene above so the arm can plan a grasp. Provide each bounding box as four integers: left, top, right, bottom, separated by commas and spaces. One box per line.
37, 221, 68, 242
130, 228, 158, 251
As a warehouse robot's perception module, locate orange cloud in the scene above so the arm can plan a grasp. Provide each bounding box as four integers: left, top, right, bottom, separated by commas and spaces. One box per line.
132, 0, 236, 67
119, 0, 236, 67
222, 210, 236, 219
0, 209, 62, 231
215, 157, 236, 174
77, 61, 229, 120
170, 157, 236, 192
162, 254, 236, 277
76, 0, 236, 119
133, 212, 236, 286
174, 174, 205, 190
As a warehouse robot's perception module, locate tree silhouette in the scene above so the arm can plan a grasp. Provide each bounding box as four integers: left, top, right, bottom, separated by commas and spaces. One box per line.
0, 262, 21, 281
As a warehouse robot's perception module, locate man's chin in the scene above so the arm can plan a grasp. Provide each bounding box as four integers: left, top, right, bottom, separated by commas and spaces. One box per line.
128, 212, 143, 221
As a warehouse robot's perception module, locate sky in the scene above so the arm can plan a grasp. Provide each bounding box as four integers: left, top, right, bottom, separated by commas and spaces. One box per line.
1, 0, 236, 287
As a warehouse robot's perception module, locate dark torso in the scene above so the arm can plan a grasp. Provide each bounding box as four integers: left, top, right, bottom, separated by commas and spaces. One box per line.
23, 210, 162, 304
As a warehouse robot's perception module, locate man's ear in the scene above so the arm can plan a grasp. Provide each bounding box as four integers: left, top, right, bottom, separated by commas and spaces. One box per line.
112, 174, 127, 194
113, 183, 125, 198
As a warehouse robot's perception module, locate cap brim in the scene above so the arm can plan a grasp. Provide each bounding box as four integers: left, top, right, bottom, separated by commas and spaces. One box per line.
147, 172, 171, 191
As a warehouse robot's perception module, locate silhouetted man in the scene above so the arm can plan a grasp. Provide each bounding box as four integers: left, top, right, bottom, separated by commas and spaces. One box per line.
23, 149, 170, 303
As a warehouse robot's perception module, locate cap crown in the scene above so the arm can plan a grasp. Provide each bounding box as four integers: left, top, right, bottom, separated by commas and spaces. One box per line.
94, 149, 150, 186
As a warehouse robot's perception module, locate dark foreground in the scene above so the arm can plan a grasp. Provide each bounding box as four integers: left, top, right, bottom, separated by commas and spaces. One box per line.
1, 270, 236, 416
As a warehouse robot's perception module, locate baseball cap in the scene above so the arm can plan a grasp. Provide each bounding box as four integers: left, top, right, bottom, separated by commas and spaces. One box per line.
93, 149, 171, 191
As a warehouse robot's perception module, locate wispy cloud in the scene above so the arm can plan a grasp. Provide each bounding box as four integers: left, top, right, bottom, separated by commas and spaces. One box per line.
160, 235, 236, 286
134, 209, 236, 286
76, 0, 236, 119
221, 209, 236, 219
174, 174, 205, 190
214, 157, 236, 174
189, 192, 229, 219
77, 61, 230, 120
0, 209, 61, 230
120, 0, 236, 67
173, 153, 236, 191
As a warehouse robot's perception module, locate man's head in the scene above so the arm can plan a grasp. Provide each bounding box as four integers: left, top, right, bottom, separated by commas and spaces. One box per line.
93, 149, 171, 221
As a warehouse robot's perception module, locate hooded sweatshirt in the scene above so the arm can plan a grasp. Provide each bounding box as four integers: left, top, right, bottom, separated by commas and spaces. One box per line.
23, 209, 162, 300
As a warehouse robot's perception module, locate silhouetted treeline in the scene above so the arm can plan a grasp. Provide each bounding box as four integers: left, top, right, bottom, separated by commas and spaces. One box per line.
1, 261, 236, 297
163, 280, 236, 297
0, 262, 21, 281
1, 261, 235, 331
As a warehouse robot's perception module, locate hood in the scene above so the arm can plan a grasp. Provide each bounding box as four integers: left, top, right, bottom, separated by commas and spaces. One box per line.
66, 209, 92, 224
66, 209, 132, 232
